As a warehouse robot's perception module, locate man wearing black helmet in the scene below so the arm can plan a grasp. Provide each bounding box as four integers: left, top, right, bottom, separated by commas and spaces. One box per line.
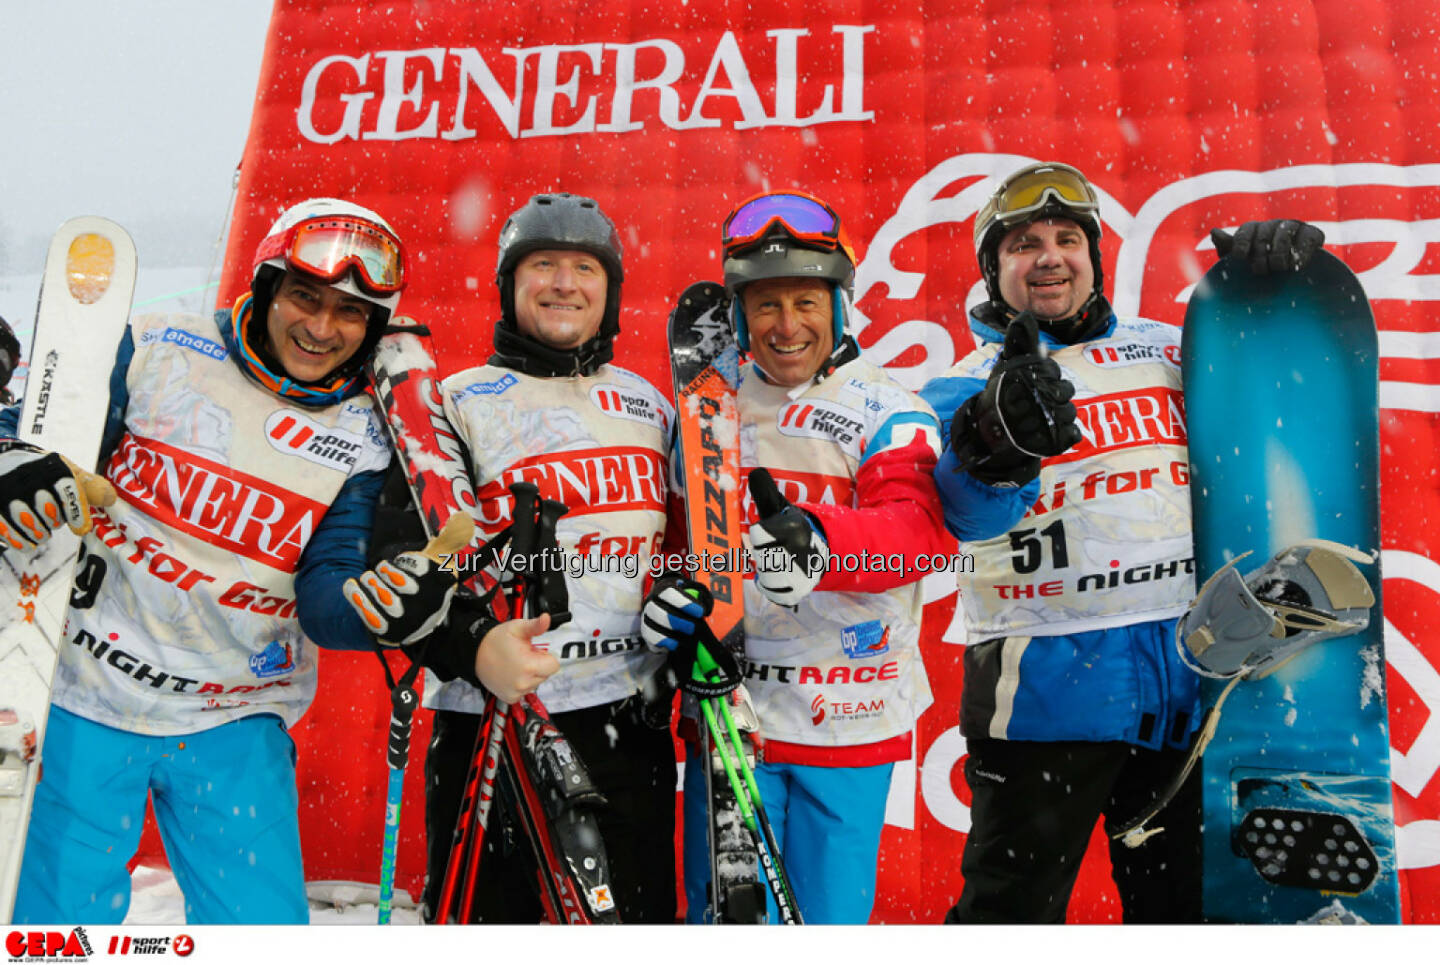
420, 192, 680, 923
642, 191, 1012, 924
920, 161, 1326, 923
0, 315, 19, 405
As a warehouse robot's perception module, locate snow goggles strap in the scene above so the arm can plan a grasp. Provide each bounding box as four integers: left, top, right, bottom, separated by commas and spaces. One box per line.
256, 216, 405, 295
987, 163, 1099, 227
722, 191, 856, 262
232, 293, 356, 404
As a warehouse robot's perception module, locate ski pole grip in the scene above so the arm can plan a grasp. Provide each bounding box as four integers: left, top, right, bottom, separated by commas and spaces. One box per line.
422, 511, 476, 570
56, 456, 116, 536
533, 498, 572, 629
747, 467, 786, 518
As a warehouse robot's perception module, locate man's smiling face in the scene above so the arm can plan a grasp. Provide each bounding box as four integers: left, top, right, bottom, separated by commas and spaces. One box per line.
996, 216, 1095, 321
512, 249, 607, 350
741, 276, 834, 387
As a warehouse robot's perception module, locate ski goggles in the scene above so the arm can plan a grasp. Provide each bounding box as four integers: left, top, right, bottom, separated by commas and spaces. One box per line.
722, 191, 857, 263
255, 216, 405, 295
983, 163, 1099, 229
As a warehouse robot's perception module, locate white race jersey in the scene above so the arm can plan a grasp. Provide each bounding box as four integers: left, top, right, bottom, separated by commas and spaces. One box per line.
738, 356, 940, 762
429, 363, 674, 714
955, 317, 1194, 638
53, 311, 390, 735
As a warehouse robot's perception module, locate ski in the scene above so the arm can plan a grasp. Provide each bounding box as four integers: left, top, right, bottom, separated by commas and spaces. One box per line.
366, 318, 618, 924
1182, 251, 1398, 923
1, 217, 134, 923
667, 281, 771, 923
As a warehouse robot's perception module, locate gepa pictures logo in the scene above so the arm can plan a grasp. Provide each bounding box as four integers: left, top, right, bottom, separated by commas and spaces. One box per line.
6, 928, 92, 961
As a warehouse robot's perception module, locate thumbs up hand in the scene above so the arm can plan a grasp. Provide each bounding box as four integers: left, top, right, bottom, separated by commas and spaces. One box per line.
949, 312, 1082, 486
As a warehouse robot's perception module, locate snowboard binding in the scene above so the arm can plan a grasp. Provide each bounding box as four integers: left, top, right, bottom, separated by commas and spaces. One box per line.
1177, 539, 1375, 680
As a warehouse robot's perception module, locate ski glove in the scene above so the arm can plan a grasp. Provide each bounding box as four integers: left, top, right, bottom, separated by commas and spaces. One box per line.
747, 468, 830, 606
641, 575, 711, 653
951, 312, 1082, 486
0, 441, 89, 551
345, 551, 460, 647
1210, 220, 1325, 275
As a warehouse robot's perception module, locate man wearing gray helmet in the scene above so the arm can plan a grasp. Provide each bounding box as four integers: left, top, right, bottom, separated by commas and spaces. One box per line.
921, 161, 1326, 923
420, 192, 681, 923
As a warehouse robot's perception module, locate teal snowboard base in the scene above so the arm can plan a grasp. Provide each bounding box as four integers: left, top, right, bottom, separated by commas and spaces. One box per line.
1182, 251, 1399, 923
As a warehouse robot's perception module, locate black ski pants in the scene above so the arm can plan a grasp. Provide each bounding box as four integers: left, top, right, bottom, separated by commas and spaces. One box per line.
421, 698, 677, 923
944, 738, 1202, 924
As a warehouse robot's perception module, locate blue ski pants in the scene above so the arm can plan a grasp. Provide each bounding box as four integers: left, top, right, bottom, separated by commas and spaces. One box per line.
682, 748, 893, 924
13, 707, 308, 924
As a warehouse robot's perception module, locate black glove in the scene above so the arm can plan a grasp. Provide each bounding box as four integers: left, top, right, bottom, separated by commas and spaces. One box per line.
0, 440, 88, 551
746, 468, 829, 606
1210, 220, 1324, 275
951, 313, 1081, 486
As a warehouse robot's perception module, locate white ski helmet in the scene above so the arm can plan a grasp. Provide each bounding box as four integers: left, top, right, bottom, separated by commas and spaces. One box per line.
251, 197, 406, 326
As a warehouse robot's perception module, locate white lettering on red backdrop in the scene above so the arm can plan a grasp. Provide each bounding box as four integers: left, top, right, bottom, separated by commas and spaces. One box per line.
296, 26, 875, 143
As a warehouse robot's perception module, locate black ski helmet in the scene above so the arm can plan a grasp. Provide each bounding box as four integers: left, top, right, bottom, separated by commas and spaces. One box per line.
973, 162, 1107, 335
495, 193, 624, 343
0, 314, 19, 403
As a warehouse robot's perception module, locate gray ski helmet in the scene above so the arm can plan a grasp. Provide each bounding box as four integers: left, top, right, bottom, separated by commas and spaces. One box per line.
973, 161, 1105, 311
722, 227, 855, 354
495, 192, 624, 340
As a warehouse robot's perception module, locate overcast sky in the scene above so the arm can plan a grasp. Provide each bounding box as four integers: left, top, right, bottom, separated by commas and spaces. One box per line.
0, 0, 273, 341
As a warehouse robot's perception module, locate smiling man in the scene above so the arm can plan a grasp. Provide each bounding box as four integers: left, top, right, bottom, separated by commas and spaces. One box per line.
641, 191, 1011, 924
919, 161, 1327, 924
419, 192, 683, 924
1, 197, 553, 924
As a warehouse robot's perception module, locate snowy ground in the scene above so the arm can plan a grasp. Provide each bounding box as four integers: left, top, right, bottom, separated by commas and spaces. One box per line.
124, 864, 421, 925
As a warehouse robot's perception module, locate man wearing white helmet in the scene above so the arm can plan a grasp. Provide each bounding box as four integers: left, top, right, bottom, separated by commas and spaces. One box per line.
920, 161, 1326, 923
1, 198, 551, 924
642, 191, 1010, 924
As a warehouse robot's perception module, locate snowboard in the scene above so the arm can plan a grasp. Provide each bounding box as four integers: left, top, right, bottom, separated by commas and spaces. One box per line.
667, 281, 768, 923
0, 217, 135, 922
1182, 250, 1398, 923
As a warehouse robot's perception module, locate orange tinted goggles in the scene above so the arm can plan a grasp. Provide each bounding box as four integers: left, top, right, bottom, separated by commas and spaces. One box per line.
255, 216, 405, 294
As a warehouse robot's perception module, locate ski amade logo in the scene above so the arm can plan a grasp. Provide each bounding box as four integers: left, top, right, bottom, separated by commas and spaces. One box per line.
105, 935, 193, 957
5, 928, 92, 962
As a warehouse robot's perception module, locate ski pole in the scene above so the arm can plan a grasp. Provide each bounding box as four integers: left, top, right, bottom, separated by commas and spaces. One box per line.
693, 639, 803, 924
374, 512, 473, 924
